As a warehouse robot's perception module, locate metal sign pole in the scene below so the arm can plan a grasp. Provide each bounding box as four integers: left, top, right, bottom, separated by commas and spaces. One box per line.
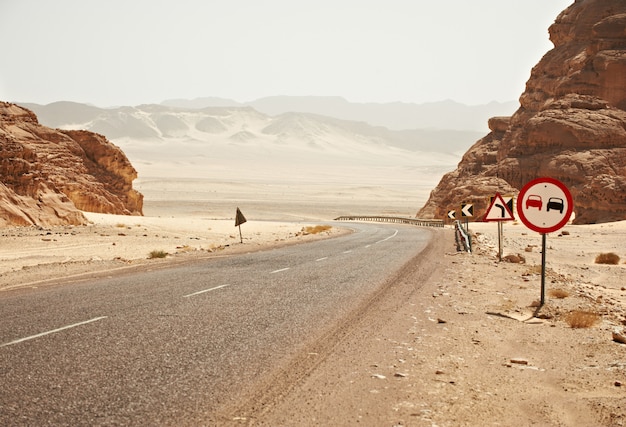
484, 193, 515, 261
541, 233, 547, 305
498, 222, 503, 261
516, 178, 573, 308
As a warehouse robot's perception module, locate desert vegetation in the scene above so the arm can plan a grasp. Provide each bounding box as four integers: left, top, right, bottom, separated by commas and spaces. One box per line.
595, 252, 620, 264
302, 225, 332, 235
148, 250, 168, 259
549, 288, 570, 299
564, 310, 600, 328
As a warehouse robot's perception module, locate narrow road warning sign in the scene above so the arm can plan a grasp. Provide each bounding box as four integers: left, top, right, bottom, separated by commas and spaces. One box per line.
483, 193, 515, 222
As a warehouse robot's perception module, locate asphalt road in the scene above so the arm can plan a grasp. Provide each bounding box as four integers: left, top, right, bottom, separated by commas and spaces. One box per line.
0, 222, 434, 426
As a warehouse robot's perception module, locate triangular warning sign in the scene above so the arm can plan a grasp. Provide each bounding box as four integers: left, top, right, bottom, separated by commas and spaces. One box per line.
235, 207, 247, 227
483, 193, 515, 222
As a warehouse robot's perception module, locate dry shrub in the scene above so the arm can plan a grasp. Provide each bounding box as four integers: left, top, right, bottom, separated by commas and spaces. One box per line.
565, 310, 600, 328
502, 253, 526, 263
525, 265, 543, 275
549, 288, 570, 299
595, 252, 620, 265
148, 250, 168, 259
302, 225, 332, 235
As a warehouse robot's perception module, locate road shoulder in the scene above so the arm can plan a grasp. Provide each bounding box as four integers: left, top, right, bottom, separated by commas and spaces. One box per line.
236, 225, 625, 426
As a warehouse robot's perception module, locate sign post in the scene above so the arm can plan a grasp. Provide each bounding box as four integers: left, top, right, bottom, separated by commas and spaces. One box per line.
461, 202, 473, 235
458, 203, 473, 251
483, 193, 515, 261
235, 207, 247, 243
516, 178, 573, 305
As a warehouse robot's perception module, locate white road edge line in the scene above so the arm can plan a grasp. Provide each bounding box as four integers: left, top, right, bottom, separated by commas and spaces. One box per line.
0, 316, 108, 348
183, 284, 230, 298
270, 267, 290, 274
375, 229, 399, 244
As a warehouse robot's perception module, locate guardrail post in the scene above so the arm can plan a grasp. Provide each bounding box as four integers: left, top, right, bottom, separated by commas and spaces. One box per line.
454, 220, 471, 253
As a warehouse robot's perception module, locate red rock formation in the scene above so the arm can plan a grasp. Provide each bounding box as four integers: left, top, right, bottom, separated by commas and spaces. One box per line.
0, 102, 143, 227
418, 0, 626, 224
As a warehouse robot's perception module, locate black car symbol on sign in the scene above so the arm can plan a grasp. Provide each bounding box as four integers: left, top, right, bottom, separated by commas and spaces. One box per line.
547, 197, 564, 214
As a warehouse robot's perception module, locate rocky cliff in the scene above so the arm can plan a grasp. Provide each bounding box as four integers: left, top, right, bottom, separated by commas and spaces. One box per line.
418, 0, 626, 224
0, 102, 143, 227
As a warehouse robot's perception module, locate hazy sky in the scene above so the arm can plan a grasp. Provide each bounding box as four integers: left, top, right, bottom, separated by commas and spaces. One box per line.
1, 0, 572, 107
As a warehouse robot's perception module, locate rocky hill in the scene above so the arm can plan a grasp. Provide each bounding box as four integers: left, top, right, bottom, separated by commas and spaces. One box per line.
418, 0, 626, 224
0, 102, 143, 227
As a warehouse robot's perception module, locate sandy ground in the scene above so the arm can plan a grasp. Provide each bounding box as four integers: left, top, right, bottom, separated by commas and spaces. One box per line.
0, 211, 347, 292
1, 190, 625, 425
250, 220, 626, 426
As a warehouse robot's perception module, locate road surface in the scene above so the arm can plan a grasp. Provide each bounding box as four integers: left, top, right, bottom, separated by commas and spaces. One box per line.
0, 222, 436, 426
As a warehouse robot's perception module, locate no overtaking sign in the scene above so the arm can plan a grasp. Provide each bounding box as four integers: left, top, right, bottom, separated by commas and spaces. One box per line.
516, 177, 573, 234
516, 177, 574, 306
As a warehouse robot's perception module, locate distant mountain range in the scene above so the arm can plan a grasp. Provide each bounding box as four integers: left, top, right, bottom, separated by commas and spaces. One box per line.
161, 96, 518, 132
21, 98, 514, 156
17, 97, 518, 208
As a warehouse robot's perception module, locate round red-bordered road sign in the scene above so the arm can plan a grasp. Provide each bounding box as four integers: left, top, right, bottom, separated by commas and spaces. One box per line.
516, 177, 574, 234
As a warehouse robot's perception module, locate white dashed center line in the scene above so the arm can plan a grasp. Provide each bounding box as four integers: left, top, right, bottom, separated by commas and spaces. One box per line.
0, 316, 108, 348
375, 229, 398, 244
270, 267, 290, 274
183, 284, 230, 298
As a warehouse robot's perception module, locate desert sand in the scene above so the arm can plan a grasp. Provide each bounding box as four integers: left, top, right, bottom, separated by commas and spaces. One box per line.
1, 178, 625, 426
250, 219, 626, 427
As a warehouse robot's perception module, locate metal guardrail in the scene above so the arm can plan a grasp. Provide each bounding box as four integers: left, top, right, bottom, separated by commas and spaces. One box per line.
454, 220, 472, 253
334, 215, 444, 228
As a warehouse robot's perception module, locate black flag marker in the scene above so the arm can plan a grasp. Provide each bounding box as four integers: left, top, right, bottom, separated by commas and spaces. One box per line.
235, 207, 247, 243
